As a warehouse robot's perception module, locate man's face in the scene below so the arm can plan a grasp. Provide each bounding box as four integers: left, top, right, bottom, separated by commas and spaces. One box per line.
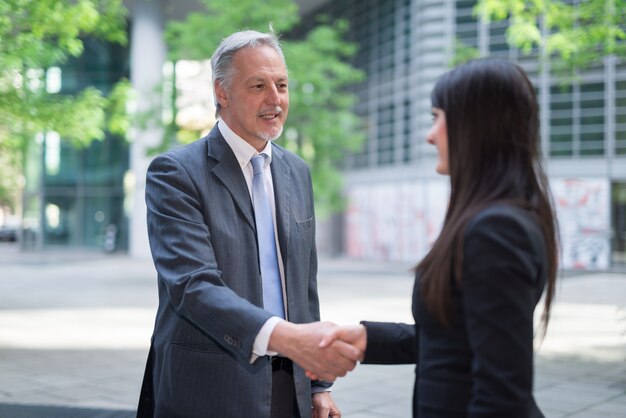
215, 45, 289, 151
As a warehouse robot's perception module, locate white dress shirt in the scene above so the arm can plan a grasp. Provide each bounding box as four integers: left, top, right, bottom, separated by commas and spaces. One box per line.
217, 120, 285, 360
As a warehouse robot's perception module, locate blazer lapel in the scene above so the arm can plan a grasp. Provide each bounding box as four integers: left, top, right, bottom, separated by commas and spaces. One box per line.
206, 128, 256, 231
270, 145, 291, 263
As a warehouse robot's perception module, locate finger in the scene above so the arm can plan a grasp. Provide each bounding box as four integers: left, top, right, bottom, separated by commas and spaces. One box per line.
319, 328, 340, 348
305, 370, 320, 381
327, 357, 356, 377
314, 406, 330, 418
319, 347, 358, 376
332, 340, 364, 362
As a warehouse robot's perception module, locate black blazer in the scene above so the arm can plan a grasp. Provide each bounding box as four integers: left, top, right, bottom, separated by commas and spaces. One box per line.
363, 204, 547, 418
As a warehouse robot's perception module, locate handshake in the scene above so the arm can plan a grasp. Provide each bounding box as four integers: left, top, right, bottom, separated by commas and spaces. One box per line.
269, 321, 368, 382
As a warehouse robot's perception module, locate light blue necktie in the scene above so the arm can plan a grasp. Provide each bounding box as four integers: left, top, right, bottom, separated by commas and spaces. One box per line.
251, 155, 285, 318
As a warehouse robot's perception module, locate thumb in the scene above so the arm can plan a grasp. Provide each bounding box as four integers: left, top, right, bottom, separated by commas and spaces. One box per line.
319, 328, 339, 348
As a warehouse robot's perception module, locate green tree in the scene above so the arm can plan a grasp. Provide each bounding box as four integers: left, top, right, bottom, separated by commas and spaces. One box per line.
165, 0, 365, 217
0, 0, 130, 211
472, 0, 626, 74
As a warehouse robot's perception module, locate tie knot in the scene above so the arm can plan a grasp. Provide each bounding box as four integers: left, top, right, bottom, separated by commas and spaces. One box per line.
251, 155, 266, 175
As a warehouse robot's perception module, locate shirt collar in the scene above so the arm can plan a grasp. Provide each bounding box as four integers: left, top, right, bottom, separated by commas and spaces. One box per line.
218, 119, 273, 168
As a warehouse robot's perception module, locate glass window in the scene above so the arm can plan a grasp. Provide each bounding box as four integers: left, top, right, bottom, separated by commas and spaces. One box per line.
550, 85, 574, 156
23, 35, 131, 250
580, 82, 605, 156
616, 79, 626, 155
456, 0, 479, 49
402, 99, 411, 163
377, 103, 395, 166
489, 20, 509, 56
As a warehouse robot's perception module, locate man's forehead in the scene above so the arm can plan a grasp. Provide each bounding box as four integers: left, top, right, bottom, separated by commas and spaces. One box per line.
243, 72, 288, 82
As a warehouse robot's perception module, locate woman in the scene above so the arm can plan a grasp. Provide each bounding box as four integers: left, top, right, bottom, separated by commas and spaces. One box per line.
321, 58, 558, 417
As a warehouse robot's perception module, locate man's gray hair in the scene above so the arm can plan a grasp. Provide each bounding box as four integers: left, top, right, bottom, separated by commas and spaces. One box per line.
210, 30, 286, 117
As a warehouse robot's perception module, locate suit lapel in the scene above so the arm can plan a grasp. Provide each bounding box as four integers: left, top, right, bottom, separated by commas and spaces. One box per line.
206, 128, 256, 230
270, 145, 291, 264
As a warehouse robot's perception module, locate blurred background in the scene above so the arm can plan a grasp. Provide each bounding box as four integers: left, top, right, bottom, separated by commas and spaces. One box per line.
1, 0, 625, 272
0, 1, 625, 417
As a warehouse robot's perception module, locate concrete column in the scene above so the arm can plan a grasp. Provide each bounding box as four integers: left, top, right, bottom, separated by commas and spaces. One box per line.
128, 0, 166, 258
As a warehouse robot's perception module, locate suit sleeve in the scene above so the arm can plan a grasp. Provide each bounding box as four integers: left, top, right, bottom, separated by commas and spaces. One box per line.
461, 211, 543, 417
146, 154, 273, 365
304, 167, 320, 326
299, 166, 333, 391
361, 321, 418, 364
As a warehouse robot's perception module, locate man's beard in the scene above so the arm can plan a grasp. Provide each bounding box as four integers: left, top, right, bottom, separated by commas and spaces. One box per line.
257, 105, 284, 142
258, 125, 283, 142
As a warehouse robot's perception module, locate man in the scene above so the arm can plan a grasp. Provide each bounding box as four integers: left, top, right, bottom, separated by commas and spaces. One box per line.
137, 30, 359, 418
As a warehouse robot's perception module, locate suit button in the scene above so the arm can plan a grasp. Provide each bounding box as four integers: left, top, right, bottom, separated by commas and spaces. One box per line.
224, 334, 241, 348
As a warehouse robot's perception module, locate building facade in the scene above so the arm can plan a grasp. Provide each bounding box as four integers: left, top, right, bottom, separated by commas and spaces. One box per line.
19, 0, 626, 271
300, 0, 626, 270
21, 38, 130, 252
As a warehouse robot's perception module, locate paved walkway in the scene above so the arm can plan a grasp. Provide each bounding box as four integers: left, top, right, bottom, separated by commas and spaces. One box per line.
0, 243, 625, 417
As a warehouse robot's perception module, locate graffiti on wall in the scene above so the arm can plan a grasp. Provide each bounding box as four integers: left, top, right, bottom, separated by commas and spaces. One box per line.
551, 178, 610, 270
345, 180, 448, 263
345, 177, 611, 270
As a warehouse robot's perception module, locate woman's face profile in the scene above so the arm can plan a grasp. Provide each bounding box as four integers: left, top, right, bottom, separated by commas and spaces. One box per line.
426, 107, 449, 175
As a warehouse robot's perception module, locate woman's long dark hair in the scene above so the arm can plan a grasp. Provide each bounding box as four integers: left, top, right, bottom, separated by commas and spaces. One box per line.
417, 58, 558, 335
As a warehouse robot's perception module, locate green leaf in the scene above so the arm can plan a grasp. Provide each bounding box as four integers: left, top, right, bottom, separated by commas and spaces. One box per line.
0, 0, 129, 213
157, 2, 366, 216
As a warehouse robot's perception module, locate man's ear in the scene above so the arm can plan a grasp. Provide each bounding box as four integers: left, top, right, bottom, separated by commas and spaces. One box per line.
214, 80, 228, 109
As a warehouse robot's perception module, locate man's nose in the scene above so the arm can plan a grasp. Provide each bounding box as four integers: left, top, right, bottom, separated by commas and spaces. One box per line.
266, 85, 281, 105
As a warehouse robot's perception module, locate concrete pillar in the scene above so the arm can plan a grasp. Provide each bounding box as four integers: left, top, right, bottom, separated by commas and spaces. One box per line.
128, 0, 166, 258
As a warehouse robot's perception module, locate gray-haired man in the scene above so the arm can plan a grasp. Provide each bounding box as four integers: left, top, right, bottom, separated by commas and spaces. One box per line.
137, 30, 360, 418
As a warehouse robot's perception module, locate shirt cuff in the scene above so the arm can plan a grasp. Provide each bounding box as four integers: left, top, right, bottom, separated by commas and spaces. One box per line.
250, 316, 284, 363
311, 386, 332, 394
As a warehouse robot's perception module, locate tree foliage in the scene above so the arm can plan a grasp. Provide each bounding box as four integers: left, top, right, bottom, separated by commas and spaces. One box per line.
165, 0, 365, 217
0, 0, 129, 209
475, 0, 626, 73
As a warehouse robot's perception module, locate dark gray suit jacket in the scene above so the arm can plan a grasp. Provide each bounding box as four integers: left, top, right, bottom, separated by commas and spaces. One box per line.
137, 126, 322, 418
363, 204, 547, 418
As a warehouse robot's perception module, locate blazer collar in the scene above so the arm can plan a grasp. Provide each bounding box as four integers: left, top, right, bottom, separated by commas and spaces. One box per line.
270, 145, 291, 261
206, 126, 256, 230
206, 125, 293, 256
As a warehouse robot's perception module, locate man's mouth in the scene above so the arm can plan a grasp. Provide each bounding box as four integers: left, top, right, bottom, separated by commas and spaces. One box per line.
259, 107, 283, 120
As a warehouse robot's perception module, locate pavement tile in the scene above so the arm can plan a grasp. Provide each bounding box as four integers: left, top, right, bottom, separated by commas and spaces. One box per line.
359, 400, 413, 418
0, 251, 625, 416
568, 410, 626, 418
0, 375, 48, 395
0, 389, 76, 405
341, 410, 405, 418
540, 407, 570, 418
535, 395, 595, 415
587, 396, 626, 414
0, 403, 135, 418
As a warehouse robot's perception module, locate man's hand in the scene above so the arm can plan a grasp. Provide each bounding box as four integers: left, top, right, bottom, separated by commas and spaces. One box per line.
312, 392, 341, 418
268, 321, 362, 382
319, 324, 367, 354
306, 325, 367, 381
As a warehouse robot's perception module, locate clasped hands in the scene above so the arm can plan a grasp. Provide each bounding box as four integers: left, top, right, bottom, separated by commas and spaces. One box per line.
269, 321, 367, 382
